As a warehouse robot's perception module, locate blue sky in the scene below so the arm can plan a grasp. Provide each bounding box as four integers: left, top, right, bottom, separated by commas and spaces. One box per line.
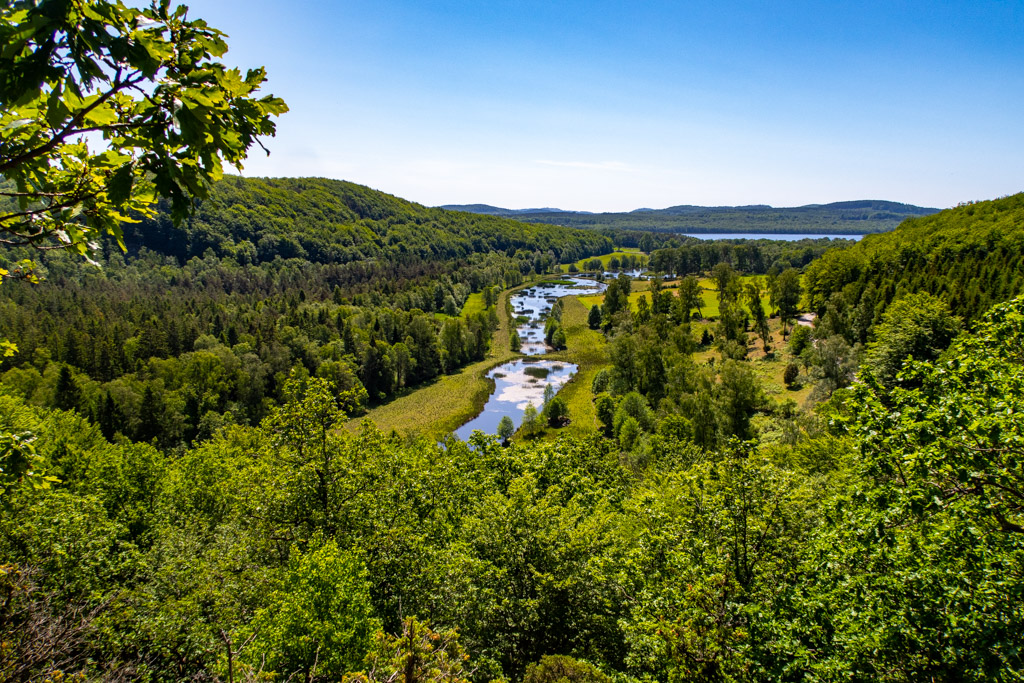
184, 0, 1023, 211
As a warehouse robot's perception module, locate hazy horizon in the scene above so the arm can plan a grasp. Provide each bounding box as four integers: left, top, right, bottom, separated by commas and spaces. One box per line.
186, 0, 1023, 212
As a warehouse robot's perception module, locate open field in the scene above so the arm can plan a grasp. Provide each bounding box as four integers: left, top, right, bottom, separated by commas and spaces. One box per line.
560, 247, 645, 273
578, 275, 772, 320
537, 295, 610, 439
692, 317, 814, 406
459, 291, 487, 318
350, 286, 521, 440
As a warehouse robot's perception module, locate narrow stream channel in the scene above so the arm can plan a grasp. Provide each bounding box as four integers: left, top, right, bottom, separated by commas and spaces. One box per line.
453, 277, 606, 441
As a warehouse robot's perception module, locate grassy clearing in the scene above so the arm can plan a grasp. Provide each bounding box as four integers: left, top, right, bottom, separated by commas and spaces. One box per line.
577, 275, 772, 320
539, 296, 610, 439
692, 317, 814, 406
750, 318, 814, 405
351, 287, 520, 440
460, 292, 486, 318
560, 248, 645, 273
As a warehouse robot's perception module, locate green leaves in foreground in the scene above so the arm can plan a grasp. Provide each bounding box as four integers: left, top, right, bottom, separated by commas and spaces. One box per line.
797, 295, 1024, 680
0, 0, 287, 276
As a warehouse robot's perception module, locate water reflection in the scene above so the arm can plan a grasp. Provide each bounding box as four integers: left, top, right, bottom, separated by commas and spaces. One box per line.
510, 277, 606, 355
453, 359, 578, 441
451, 277, 606, 441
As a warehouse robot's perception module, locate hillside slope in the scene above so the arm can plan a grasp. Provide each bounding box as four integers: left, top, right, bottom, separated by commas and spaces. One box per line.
125, 176, 612, 265
804, 192, 1024, 323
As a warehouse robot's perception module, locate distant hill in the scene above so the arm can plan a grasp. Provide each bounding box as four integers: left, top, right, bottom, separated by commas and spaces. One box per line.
440, 200, 940, 235
440, 204, 572, 215
123, 177, 612, 265
804, 192, 1024, 323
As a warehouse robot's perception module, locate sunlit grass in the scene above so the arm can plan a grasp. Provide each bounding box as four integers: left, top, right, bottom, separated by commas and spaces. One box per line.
537, 295, 609, 440
460, 291, 486, 318
577, 275, 772, 320
350, 286, 521, 440
559, 248, 645, 273
693, 317, 814, 406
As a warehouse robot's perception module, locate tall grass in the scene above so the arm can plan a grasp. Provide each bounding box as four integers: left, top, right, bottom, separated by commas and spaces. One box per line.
351, 286, 522, 440
540, 295, 610, 439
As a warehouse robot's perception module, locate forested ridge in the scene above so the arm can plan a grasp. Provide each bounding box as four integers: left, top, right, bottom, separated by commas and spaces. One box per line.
125, 176, 613, 267
443, 199, 939, 235
804, 192, 1024, 327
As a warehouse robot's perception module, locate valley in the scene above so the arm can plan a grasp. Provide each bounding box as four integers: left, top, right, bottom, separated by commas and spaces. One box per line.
2, 2, 1022, 681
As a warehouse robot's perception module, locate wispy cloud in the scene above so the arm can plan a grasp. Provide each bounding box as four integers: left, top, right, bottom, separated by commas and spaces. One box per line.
534, 160, 635, 172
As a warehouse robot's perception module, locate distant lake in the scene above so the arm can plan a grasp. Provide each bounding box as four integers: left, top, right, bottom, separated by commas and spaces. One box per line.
682, 232, 865, 241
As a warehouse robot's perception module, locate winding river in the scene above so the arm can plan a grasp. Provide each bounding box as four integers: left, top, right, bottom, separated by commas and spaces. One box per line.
453, 277, 606, 441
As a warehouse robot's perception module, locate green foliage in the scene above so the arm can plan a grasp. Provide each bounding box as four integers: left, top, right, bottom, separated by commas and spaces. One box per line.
864, 291, 960, 388
0, 429, 56, 500
790, 296, 1024, 679
243, 539, 378, 680
787, 324, 812, 355
618, 446, 818, 682
618, 416, 641, 451
544, 396, 569, 427
497, 415, 515, 442
521, 402, 540, 438
613, 392, 653, 436
808, 335, 858, 399
123, 176, 611, 269
782, 362, 799, 388
0, 0, 286, 274
4, 291, 1024, 680
770, 267, 802, 333
595, 394, 615, 438
345, 617, 473, 683
523, 655, 610, 683
803, 193, 1024, 323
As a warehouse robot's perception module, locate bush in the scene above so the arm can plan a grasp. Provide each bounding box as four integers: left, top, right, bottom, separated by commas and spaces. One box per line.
523, 655, 610, 683
544, 397, 569, 427
551, 327, 567, 350
788, 324, 812, 356
244, 540, 378, 680
783, 363, 800, 388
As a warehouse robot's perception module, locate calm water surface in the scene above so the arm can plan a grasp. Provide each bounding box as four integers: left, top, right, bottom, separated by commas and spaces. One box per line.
510, 278, 606, 355
453, 277, 606, 440
453, 359, 578, 441
682, 232, 864, 241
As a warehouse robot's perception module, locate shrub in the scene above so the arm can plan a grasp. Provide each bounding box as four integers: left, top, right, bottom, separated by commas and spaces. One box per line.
783, 363, 800, 388
523, 655, 610, 683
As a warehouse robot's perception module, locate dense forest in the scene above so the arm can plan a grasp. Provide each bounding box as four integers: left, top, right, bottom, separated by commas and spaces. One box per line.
3, 184, 1024, 682
126, 177, 613, 267
443, 200, 939, 235
803, 193, 1024, 324
0, 179, 611, 450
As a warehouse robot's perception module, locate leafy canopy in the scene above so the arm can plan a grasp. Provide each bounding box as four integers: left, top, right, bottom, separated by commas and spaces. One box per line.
0, 0, 287, 277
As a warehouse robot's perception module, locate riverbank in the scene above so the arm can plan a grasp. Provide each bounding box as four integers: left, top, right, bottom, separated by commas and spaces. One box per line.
347, 285, 523, 440
540, 295, 610, 439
